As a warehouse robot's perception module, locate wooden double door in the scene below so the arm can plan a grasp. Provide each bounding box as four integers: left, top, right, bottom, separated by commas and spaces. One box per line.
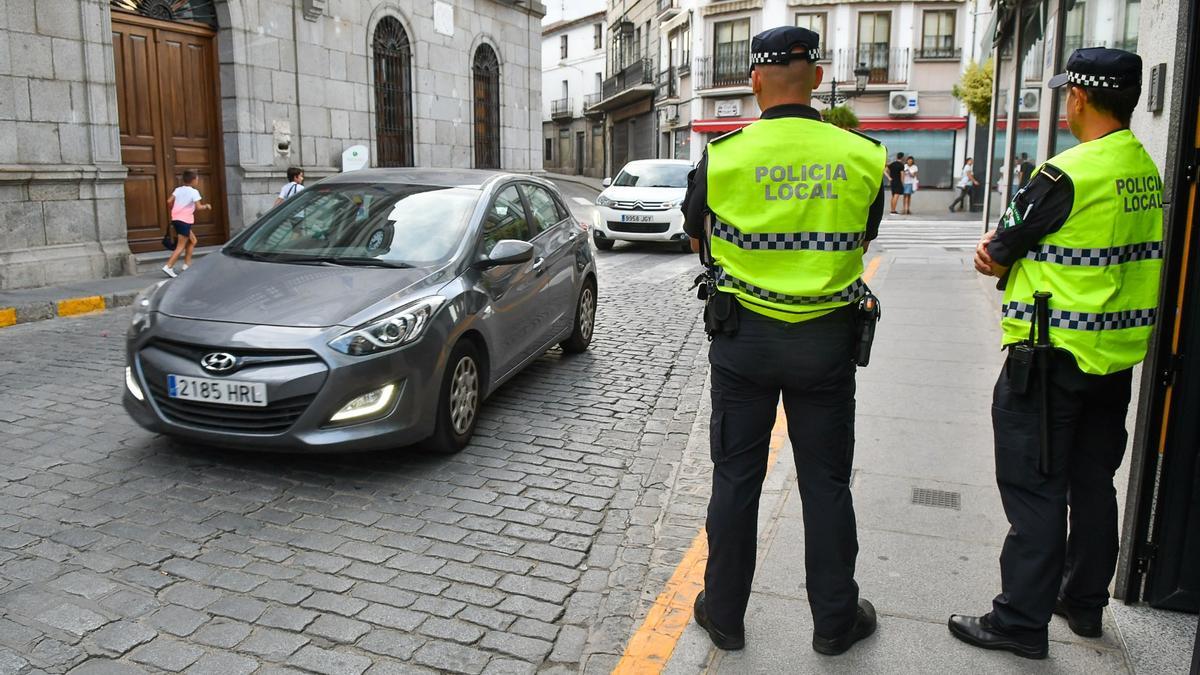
112, 12, 226, 253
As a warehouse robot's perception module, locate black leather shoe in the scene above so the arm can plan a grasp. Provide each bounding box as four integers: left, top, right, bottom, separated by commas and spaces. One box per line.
1054, 598, 1103, 638
947, 613, 1048, 660
812, 598, 878, 656
693, 592, 745, 650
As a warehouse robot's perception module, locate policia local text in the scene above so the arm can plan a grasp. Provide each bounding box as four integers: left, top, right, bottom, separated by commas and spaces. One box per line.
756, 163, 848, 201
1116, 173, 1163, 212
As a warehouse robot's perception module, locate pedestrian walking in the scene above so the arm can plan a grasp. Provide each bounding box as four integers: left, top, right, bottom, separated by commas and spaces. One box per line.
1019, 152, 1036, 191
682, 25, 885, 656
274, 166, 306, 207
951, 47, 1162, 660
901, 156, 918, 214
887, 152, 905, 214
163, 170, 211, 278
950, 157, 979, 212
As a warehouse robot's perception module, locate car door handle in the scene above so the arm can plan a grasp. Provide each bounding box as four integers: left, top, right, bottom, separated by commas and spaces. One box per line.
532, 256, 546, 273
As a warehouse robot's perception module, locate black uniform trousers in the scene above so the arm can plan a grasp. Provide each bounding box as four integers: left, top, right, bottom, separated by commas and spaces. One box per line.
990, 348, 1133, 633
704, 303, 860, 639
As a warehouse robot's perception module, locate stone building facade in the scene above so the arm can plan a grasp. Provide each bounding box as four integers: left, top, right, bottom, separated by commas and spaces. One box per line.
0, 0, 545, 290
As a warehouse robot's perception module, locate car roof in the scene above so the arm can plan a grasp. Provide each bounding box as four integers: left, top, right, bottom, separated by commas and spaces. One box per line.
318, 168, 554, 191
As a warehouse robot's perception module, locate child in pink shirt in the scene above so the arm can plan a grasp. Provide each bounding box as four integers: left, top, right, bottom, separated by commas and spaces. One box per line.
163, 170, 212, 277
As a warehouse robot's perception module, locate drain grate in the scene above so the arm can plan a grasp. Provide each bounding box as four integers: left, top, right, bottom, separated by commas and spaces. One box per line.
911, 487, 961, 510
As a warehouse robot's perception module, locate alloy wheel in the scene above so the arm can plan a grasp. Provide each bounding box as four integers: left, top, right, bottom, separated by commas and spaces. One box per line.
449, 356, 479, 436
579, 287, 595, 342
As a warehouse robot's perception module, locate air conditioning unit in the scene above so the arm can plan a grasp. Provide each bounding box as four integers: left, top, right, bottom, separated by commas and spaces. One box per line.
888, 91, 919, 116
658, 104, 679, 125
1018, 88, 1041, 114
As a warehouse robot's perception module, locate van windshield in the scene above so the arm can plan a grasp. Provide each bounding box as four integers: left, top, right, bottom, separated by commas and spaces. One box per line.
230, 183, 480, 267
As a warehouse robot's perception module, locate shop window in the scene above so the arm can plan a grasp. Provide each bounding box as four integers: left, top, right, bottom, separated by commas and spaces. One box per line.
920, 10, 956, 58
857, 12, 891, 83
673, 129, 689, 160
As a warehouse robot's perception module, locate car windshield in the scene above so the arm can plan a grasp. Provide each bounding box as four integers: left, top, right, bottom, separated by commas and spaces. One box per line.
230, 183, 480, 267
613, 164, 690, 188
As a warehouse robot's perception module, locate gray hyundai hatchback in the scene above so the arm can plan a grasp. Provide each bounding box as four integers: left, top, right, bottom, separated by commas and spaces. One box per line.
123, 169, 597, 454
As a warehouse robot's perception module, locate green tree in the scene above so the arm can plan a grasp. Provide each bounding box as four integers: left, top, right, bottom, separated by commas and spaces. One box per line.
952, 59, 995, 125
822, 105, 860, 130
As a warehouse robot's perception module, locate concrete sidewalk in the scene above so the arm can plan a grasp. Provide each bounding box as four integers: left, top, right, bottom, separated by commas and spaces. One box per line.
664, 249, 1196, 673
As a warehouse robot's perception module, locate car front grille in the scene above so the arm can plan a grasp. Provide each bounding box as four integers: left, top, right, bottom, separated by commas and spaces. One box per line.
609, 200, 672, 211
147, 381, 315, 434
608, 221, 670, 234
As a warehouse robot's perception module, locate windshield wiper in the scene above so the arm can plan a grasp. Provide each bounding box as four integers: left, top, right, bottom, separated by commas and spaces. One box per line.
649, 184, 680, 188
227, 248, 284, 262
313, 256, 414, 269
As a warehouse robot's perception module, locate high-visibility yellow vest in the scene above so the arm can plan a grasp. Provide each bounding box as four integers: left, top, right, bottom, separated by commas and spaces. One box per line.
706, 117, 886, 322
1000, 129, 1163, 375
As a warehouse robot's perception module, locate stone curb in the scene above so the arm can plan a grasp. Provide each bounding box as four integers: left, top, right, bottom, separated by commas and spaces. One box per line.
0, 289, 141, 329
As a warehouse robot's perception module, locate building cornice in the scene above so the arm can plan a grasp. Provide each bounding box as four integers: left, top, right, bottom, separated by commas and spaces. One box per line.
542, 11, 606, 36
489, 0, 547, 20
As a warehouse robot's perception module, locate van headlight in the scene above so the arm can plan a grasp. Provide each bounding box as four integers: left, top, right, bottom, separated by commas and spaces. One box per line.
329, 296, 445, 356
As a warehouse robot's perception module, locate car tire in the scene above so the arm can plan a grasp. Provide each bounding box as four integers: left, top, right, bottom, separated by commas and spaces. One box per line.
561, 280, 597, 354
428, 340, 481, 455
594, 236, 614, 251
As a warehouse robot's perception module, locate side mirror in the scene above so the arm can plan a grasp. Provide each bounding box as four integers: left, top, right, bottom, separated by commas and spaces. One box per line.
475, 239, 534, 269
602, 177, 612, 187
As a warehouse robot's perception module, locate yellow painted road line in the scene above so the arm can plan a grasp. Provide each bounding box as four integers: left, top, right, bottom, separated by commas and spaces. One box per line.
56, 296, 106, 317
0, 308, 15, 328
613, 254, 883, 674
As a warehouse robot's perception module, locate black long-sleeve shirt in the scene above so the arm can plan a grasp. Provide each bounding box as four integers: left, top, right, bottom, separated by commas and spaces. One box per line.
986, 163, 1076, 289
682, 103, 885, 243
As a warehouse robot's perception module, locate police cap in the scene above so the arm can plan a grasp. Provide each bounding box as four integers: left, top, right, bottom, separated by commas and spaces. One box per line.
750, 26, 821, 70
1047, 47, 1142, 90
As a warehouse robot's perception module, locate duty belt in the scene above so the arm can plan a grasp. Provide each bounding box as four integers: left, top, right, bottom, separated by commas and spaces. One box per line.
712, 220, 865, 252
1002, 301, 1157, 331
1024, 241, 1162, 266
716, 269, 867, 306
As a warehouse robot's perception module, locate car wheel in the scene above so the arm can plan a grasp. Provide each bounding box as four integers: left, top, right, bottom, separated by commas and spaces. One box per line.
428, 340, 481, 455
594, 236, 614, 251
561, 280, 597, 354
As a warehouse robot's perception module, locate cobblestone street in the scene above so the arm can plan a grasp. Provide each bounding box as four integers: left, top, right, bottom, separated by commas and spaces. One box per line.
0, 246, 709, 674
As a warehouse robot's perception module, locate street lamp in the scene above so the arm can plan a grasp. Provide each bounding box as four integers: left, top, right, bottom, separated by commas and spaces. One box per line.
816, 63, 872, 106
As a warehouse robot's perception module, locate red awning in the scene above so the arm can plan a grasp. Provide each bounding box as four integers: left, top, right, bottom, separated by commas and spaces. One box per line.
692, 116, 969, 133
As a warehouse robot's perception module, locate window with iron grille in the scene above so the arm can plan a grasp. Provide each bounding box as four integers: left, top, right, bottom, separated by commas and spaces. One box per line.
473, 44, 501, 169
857, 11, 891, 84
920, 10, 956, 58
713, 18, 751, 83
560, 34, 569, 59
111, 0, 218, 26
594, 23, 602, 50
373, 16, 414, 167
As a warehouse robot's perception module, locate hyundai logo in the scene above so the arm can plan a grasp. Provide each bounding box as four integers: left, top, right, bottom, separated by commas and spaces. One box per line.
200, 352, 237, 374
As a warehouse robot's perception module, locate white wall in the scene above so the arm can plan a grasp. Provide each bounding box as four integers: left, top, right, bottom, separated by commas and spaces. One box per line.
540, 0, 605, 121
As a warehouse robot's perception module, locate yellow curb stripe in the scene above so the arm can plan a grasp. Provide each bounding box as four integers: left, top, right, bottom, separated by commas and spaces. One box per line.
56, 296, 106, 317
613, 255, 883, 674
0, 308, 15, 328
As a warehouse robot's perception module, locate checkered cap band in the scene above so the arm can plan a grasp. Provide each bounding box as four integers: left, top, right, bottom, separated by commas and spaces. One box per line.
1025, 241, 1162, 266
713, 220, 865, 251
716, 269, 867, 306
1067, 70, 1127, 89
751, 49, 821, 65
1002, 301, 1157, 331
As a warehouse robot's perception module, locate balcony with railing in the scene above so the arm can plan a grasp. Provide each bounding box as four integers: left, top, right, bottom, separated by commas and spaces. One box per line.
656, 68, 678, 100
694, 47, 752, 93
583, 92, 603, 115
657, 0, 680, 18
827, 47, 910, 85
550, 97, 573, 120
914, 46, 962, 61
592, 58, 655, 111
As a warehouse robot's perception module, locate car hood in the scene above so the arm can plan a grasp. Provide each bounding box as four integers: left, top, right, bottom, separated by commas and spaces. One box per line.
601, 185, 686, 202
156, 251, 447, 328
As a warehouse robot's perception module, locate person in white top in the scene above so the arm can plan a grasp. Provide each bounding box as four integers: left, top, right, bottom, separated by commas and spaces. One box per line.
163, 170, 211, 277
274, 167, 305, 207
950, 157, 979, 212
901, 156, 919, 214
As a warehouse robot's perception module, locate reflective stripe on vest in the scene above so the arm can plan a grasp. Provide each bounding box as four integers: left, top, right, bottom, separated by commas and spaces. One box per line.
999, 129, 1163, 375
716, 269, 868, 306
1001, 301, 1156, 331
712, 220, 866, 252
706, 117, 886, 323
1024, 241, 1162, 266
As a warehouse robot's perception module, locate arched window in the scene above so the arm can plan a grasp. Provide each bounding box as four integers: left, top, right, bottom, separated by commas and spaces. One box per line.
373, 16, 414, 167
111, 0, 218, 26
472, 44, 501, 169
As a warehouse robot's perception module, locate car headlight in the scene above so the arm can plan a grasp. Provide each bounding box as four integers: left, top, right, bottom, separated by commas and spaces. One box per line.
130, 281, 168, 333
329, 296, 445, 356
665, 198, 684, 209
330, 384, 396, 422
596, 194, 614, 207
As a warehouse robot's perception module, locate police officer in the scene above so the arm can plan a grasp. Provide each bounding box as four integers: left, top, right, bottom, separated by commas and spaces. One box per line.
950, 48, 1162, 659
683, 26, 886, 655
